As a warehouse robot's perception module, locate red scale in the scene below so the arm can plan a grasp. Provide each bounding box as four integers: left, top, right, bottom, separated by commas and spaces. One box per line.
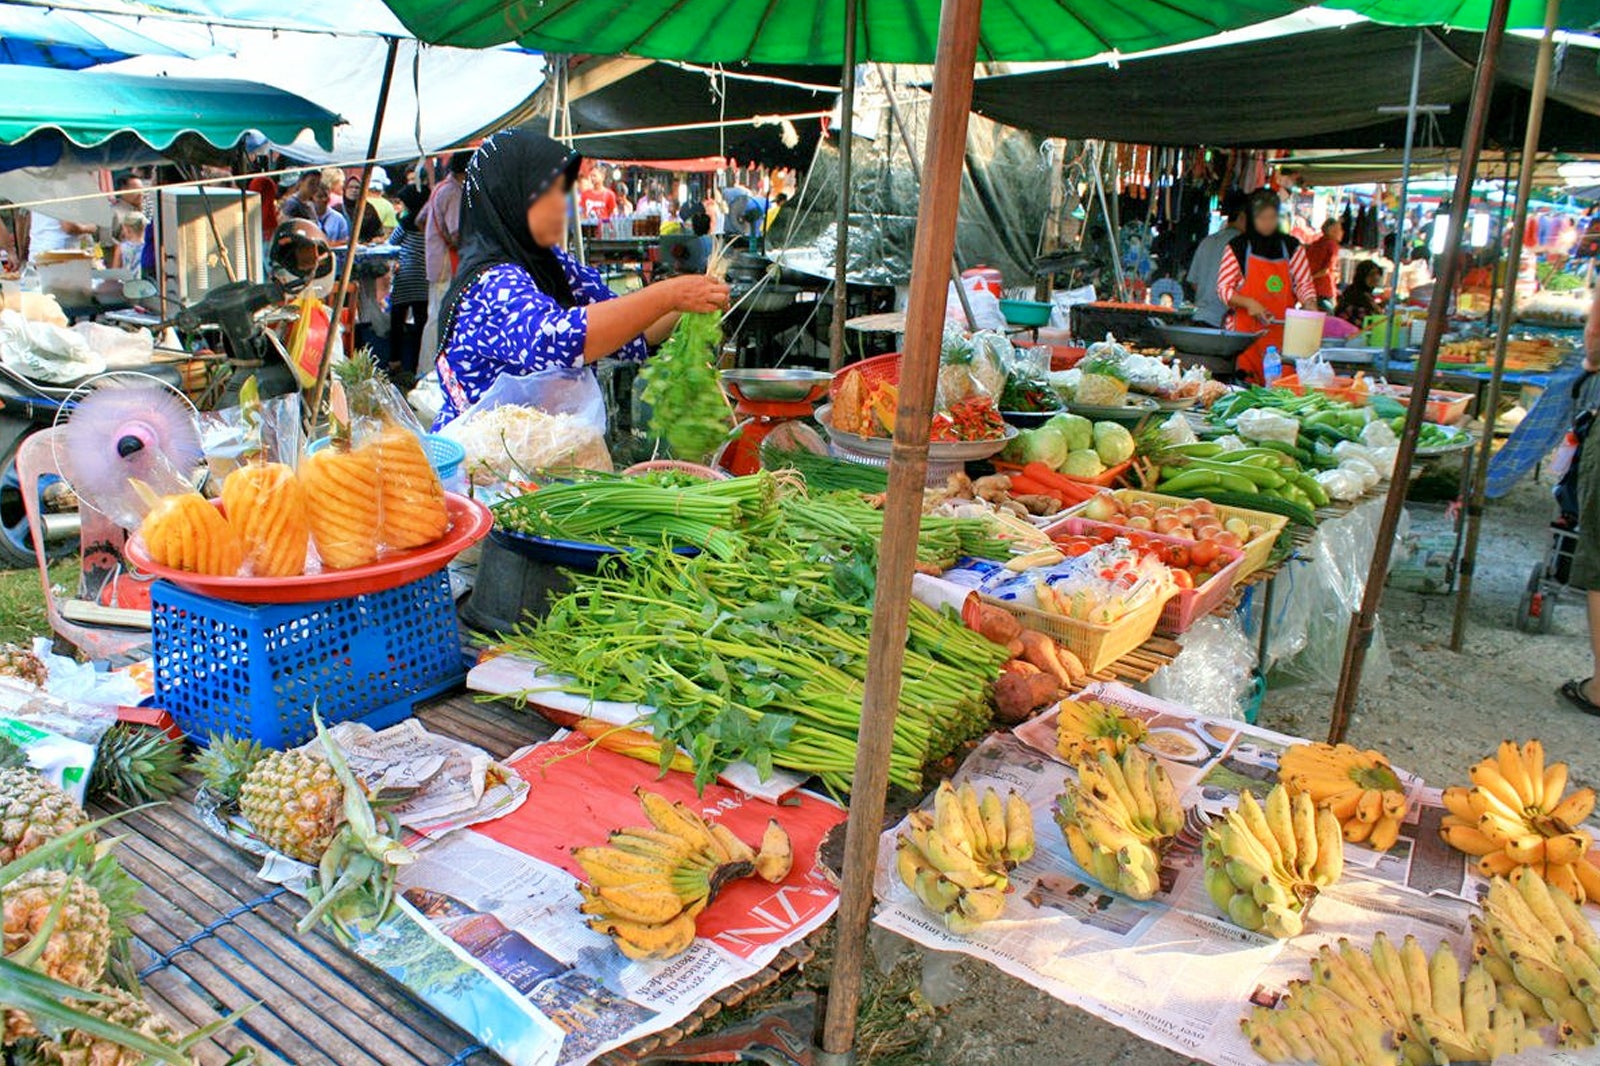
715, 369, 833, 476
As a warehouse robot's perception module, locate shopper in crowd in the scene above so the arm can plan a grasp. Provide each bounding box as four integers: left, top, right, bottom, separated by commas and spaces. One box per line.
765, 191, 789, 233
430, 129, 727, 428
1187, 189, 1248, 328
315, 185, 351, 247
365, 167, 399, 230
635, 183, 668, 219
390, 183, 431, 383
1304, 218, 1343, 313
1561, 286, 1600, 714
420, 150, 471, 357
578, 171, 618, 221
111, 213, 146, 270
319, 168, 347, 217
1218, 189, 1317, 382
612, 181, 633, 216
278, 171, 322, 224
27, 210, 96, 259
248, 174, 279, 239
1333, 260, 1384, 327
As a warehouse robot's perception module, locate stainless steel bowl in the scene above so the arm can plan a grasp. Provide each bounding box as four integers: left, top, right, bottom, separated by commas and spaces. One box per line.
718, 367, 833, 403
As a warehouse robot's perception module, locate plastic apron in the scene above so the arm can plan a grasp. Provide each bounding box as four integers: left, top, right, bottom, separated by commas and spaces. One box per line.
1230, 244, 1292, 384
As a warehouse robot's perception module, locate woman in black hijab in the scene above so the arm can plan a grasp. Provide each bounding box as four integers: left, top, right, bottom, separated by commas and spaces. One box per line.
432, 129, 727, 427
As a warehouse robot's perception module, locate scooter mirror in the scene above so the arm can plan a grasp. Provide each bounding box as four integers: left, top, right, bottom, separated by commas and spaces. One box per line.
269, 219, 335, 290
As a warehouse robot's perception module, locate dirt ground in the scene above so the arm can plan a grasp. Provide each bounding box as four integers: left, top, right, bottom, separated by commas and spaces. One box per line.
805, 468, 1598, 1066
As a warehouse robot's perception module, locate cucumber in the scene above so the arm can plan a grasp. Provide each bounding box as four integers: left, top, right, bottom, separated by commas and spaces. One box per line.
1206, 491, 1318, 527
1290, 471, 1331, 507
1188, 459, 1285, 490
1157, 469, 1223, 493
1255, 440, 1314, 466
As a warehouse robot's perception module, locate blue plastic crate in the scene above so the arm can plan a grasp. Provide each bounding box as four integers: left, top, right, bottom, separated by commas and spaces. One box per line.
151, 570, 465, 748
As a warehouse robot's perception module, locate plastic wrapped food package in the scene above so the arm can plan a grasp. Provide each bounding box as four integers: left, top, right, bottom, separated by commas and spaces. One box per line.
1235, 407, 1301, 446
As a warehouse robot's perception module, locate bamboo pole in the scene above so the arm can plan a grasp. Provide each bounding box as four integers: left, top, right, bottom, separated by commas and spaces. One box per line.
1328, 0, 1511, 742
828, 0, 859, 373
1450, 0, 1562, 651
818, 0, 984, 1056
306, 36, 400, 432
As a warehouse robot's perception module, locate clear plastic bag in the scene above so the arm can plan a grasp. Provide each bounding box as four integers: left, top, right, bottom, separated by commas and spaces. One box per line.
346, 362, 450, 554
1147, 614, 1256, 721
1236, 407, 1301, 445
212, 385, 312, 577
1297, 352, 1335, 389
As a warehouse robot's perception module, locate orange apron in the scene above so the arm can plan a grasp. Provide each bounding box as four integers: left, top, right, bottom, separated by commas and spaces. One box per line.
1230, 243, 1293, 384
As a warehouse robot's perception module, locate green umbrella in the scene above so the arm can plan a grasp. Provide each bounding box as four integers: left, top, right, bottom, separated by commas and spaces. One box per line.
379, 0, 1311, 63
1324, 0, 1600, 28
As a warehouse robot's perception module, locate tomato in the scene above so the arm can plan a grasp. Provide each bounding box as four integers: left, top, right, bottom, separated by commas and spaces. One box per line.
1166, 544, 1190, 569
1062, 541, 1094, 557
1123, 532, 1148, 550
1189, 540, 1221, 567
1096, 527, 1120, 543
1170, 569, 1194, 590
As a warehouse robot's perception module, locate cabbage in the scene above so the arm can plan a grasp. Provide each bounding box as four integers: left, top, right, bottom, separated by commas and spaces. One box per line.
1092, 421, 1135, 465
1043, 413, 1093, 452
1001, 426, 1069, 470
1061, 450, 1105, 478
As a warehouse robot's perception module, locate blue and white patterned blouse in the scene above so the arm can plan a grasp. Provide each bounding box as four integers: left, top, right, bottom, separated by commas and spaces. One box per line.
432, 246, 648, 427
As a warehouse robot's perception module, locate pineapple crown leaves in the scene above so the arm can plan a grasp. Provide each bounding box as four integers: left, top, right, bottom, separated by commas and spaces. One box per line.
192, 733, 267, 806
90, 724, 185, 805
0, 733, 27, 770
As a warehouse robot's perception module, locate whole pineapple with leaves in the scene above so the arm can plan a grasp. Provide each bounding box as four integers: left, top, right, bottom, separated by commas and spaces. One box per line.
29, 986, 193, 1066
3, 869, 112, 1039
195, 734, 343, 864
1, 767, 89, 863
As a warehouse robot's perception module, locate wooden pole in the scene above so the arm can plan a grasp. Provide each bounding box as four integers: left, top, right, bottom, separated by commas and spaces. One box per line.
818, 0, 983, 1056
1450, 0, 1561, 651
1328, 0, 1511, 742
306, 36, 400, 431
828, 0, 858, 372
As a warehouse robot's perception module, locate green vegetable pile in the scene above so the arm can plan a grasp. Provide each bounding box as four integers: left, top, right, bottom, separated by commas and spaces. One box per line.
639, 310, 735, 463
492, 472, 779, 559
763, 447, 889, 493
498, 541, 1009, 794
778, 490, 1013, 569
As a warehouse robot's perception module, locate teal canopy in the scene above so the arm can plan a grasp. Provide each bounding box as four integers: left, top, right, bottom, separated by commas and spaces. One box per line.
0, 66, 341, 150
378, 0, 1311, 64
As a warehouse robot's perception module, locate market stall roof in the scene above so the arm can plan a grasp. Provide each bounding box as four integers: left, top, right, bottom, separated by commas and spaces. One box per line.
969, 23, 1600, 149
0, 5, 225, 68
1277, 147, 1592, 184
496, 57, 836, 166
0, 66, 341, 150
378, 0, 1315, 64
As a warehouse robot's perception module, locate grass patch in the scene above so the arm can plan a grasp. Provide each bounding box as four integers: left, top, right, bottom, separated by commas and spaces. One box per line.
0, 558, 80, 646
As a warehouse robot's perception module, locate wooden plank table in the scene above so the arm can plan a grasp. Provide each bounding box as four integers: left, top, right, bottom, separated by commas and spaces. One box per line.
97, 694, 814, 1066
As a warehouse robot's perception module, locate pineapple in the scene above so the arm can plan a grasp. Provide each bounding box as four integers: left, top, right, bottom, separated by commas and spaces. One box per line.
0, 768, 88, 863
197, 736, 343, 864
0, 641, 48, 687
4, 870, 113, 1039
31, 986, 196, 1066
0, 733, 27, 770
88, 725, 185, 804
340, 351, 449, 549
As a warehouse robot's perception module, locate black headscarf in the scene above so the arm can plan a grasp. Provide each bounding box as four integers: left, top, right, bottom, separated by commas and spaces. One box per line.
436, 129, 582, 355
396, 183, 427, 234
1227, 188, 1299, 270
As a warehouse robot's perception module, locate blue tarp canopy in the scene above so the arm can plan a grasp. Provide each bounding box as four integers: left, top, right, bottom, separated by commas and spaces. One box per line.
0, 6, 223, 69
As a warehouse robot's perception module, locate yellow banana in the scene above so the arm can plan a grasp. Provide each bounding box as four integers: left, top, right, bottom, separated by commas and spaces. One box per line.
573, 846, 675, 887
1513, 952, 1576, 1000
1524, 740, 1547, 807
1341, 816, 1374, 845
609, 827, 696, 861
1226, 892, 1264, 932
1235, 791, 1285, 869
1093, 750, 1141, 825
1371, 932, 1412, 1019
1264, 785, 1298, 870
1544, 764, 1574, 812
896, 840, 932, 890
1429, 941, 1464, 1030
955, 885, 1006, 924
708, 824, 756, 865
1324, 786, 1363, 823
1290, 791, 1318, 881
1544, 992, 1596, 1044
1311, 806, 1344, 886
1439, 819, 1498, 855
1368, 813, 1401, 852
957, 783, 989, 859
1479, 852, 1519, 878
597, 883, 687, 925
924, 823, 983, 876
1259, 903, 1302, 939
912, 867, 962, 912
1440, 786, 1476, 820
934, 782, 975, 857
979, 788, 1007, 861
636, 789, 717, 853
1549, 884, 1600, 952
1380, 789, 1407, 820
1549, 787, 1597, 830
1122, 750, 1159, 835
1556, 937, 1600, 992
1355, 789, 1382, 825
1004, 792, 1035, 865
1498, 740, 1536, 807
1147, 760, 1184, 837
1506, 872, 1566, 942
1574, 860, 1600, 907
1062, 822, 1095, 870
1547, 860, 1585, 904
1506, 834, 1549, 865
1399, 935, 1432, 1018
1469, 762, 1531, 820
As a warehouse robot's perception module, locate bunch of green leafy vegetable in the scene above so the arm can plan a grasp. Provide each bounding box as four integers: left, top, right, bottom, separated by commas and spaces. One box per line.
639, 311, 734, 463
498, 539, 1008, 795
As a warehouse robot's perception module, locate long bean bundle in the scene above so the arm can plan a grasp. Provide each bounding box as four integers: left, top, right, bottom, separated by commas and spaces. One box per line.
778, 490, 1012, 567
498, 543, 1009, 795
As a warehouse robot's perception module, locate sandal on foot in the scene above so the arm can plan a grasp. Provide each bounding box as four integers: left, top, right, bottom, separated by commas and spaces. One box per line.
1559, 678, 1600, 715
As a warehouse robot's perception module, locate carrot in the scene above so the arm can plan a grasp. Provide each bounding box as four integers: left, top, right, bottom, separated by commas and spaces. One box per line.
1022, 463, 1102, 504
1009, 474, 1066, 501
1022, 462, 1075, 489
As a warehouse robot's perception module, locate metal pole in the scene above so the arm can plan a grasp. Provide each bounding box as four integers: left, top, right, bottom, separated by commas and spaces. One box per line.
1451, 0, 1562, 651
1090, 142, 1126, 301
818, 0, 983, 1056
1380, 30, 1426, 371
306, 36, 399, 431
828, 0, 859, 372
1329, 0, 1512, 742
875, 64, 977, 330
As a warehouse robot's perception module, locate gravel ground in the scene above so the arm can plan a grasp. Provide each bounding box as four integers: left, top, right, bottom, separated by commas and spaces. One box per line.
852, 469, 1598, 1066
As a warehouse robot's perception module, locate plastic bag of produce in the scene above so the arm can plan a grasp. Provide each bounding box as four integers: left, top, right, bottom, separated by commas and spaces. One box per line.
1360, 419, 1397, 448
1297, 351, 1335, 389
1159, 413, 1198, 446
998, 340, 1062, 413
936, 322, 1007, 408
1147, 615, 1256, 721
215, 381, 312, 577
1339, 455, 1380, 490
1314, 468, 1364, 502
1236, 407, 1300, 445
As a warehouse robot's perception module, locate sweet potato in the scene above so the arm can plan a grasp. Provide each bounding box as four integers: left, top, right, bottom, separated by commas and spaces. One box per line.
1057, 646, 1087, 683
1000, 658, 1041, 676
970, 602, 1023, 646
994, 669, 1060, 724
1017, 629, 1072, 687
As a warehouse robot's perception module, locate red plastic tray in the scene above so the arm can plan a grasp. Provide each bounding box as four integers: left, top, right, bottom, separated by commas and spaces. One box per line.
125, 493, 491, 604
1042, 516, 1244, 635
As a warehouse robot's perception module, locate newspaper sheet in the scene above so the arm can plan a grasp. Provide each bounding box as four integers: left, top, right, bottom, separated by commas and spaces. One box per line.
360, 733, 847, 1066
875, 682, 1600, 1066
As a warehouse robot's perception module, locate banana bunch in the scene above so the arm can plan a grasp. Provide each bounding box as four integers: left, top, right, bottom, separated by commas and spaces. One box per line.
1201, 785, 1342, 939
1242, 934, 1538, 1065
1056, 699, 1148, 764
575, 788, 792, 961
1473, 871, 1600, 1046
1054, 746, 1184, 901
1279, 742, 1409, 851
1439, 740, 1600, 901
896, 780, 1034, 934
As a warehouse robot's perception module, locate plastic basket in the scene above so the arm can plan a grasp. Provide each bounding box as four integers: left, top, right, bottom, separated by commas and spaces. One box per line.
307, 433, 465, 481
830, 352, 903, 399
1042, 516, 1244, 635
1276, 374, 1371, 407
980, 584, 1171, 675
151, 571, 465, 748
1379, 385, 1473, 426
1065, 489, 1288, 579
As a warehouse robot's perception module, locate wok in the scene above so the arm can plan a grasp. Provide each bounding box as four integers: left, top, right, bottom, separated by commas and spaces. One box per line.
1148, 319, 1265, 357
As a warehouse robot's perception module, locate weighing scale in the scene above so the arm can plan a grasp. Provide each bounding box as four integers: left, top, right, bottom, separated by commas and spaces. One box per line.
715, 368, 833, 476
